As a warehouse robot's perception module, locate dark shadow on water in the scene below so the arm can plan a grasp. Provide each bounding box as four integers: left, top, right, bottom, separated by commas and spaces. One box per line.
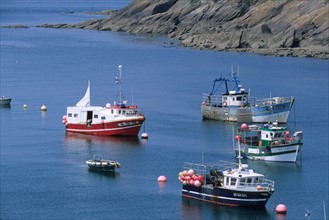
0, 104, 11, 109
181, 197, 271, 220
88, 168, 120, 178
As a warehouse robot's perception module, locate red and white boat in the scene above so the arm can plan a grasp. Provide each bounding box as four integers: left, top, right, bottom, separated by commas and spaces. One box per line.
62, 65, 145, 136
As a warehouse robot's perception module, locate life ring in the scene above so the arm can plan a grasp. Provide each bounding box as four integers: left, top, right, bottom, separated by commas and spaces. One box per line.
223, 101, 227, 107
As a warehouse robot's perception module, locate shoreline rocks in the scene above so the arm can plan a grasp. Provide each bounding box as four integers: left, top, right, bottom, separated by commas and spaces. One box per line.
2, 0, 328, 59
78, 0, 328, 59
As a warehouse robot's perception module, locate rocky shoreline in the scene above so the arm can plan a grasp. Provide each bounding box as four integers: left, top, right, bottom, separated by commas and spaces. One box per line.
2, 0, 328, 59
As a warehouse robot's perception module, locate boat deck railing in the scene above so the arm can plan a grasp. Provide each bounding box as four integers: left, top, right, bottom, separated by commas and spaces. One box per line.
202, 94, 294, 108
236, 179, 275, 192
255, 96, 294, 106
202, 94, 222, 106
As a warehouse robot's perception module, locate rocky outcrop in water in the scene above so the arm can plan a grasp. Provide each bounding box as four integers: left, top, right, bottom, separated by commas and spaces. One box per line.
74, 0, 329, 59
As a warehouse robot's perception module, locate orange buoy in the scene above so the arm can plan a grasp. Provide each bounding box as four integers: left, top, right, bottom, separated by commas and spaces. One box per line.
157, 175, 167, 182
275, 204, 287, 214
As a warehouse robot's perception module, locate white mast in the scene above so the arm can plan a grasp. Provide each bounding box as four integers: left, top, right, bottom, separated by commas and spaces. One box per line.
116, 65, 123, 105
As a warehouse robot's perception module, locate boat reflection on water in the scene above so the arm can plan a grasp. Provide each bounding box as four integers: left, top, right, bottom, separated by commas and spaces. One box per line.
87, 168, 120, 178
181, 198, 271, 219
0, 104, 11, 109
63, 133, 142, 151
241, 158, 303, 178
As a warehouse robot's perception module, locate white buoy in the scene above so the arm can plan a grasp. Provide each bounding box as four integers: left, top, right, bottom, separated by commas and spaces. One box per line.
41, 104, 47, 111
157, 175, 167, 182
23, 104, 27, 110
141, 132, 148, 139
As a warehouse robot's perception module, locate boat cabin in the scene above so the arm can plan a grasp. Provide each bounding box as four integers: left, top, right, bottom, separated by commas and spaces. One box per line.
67, 103, 139, 125
259, 124, 287, 146
222, 86, 248, 107
205, 164, 273, 192
222, 168, 265, 190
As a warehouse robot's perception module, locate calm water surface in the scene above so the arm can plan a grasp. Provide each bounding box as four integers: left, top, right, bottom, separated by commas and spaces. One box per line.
1, 1, 328, 219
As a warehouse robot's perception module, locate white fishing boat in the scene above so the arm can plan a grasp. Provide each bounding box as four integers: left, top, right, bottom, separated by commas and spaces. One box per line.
201, 70, 294, 123
62, 65, 145, 136
234, 122, 303, 162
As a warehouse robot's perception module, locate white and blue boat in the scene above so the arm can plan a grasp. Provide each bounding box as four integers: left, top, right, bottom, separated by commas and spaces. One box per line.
201, 71, 294, 123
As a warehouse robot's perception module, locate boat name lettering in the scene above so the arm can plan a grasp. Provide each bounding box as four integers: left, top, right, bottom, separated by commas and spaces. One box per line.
233, 193, 247, 197
118, 121, 140, 127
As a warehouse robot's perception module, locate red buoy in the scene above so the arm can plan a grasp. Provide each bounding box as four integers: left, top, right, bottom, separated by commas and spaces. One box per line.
276, 204, 287, 214
241, 123, 248, 130
157, 175, 167, 182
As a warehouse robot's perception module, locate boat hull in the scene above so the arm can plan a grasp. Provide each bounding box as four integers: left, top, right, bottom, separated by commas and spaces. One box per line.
237, 144, 302, 162
0, 98, 11, 106
87, 165, 116, 172
201, 100, 292, 123
182, 184, 272, 207
66, 118, 144, 136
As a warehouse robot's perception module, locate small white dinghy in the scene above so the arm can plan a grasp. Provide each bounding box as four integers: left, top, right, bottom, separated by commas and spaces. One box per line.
86, 155, 121, 173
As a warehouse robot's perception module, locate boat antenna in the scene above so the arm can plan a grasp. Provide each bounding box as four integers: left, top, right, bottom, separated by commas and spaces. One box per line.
116, 65, 123, 105
131, 88, 134, 105
270, 91, 274, 122
237, 65, 240, 78
293, 97, 296, 128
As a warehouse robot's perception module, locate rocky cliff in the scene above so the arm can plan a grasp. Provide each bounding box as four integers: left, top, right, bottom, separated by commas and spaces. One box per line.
54, 0, 329, 58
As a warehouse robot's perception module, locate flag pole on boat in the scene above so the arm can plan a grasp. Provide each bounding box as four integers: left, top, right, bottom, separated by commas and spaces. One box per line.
116, 65, 123, 105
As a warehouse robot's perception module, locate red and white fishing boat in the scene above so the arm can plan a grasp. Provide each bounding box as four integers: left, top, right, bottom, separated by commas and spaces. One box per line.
62, 65, 145, 136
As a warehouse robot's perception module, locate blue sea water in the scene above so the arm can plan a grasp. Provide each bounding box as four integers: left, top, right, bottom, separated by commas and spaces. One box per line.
0, 1, 328, 219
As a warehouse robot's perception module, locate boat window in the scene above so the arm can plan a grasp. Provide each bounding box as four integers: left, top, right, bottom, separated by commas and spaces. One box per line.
239, 178, 246, 186
94, 114, 98, 119
223, 97, 227, 101
101, 116, 105, 120
270, 133, 274, 137
254, 177, 263, 183
68, 113, 72, 117
237, 96, 242, 101
74, 113, 78, 118
230, 178, 236, 186
122, 110, 126, 115
111, 110, 113, 114
119, 110, 121, 114
247, 178, 252, 184
233, 97, 235, 101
